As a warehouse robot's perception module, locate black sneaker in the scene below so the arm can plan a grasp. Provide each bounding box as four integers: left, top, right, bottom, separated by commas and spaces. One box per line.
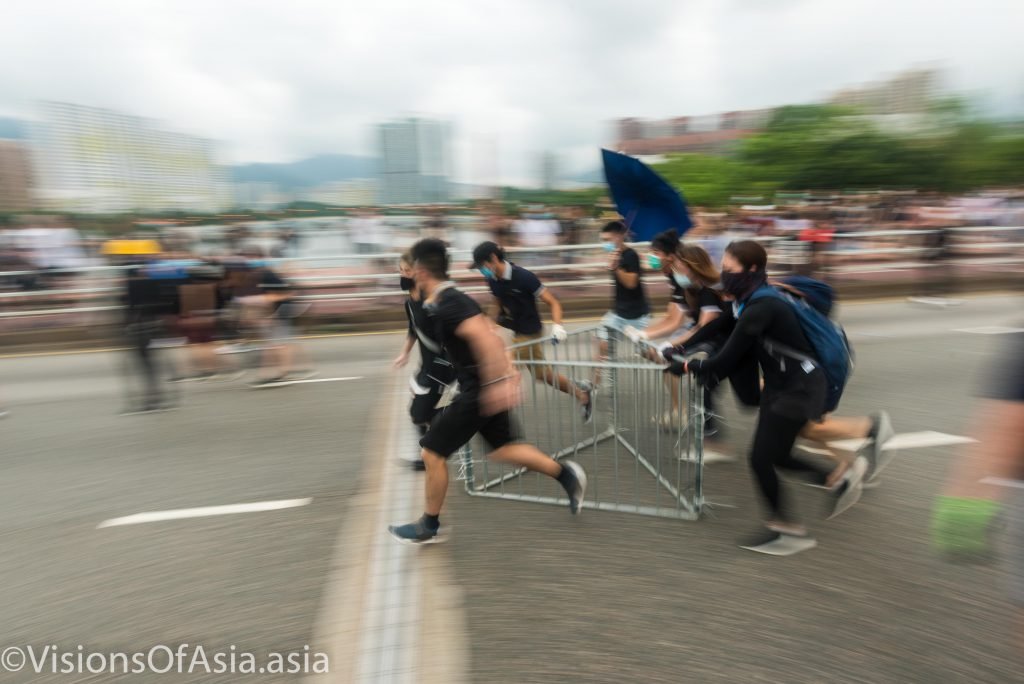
739, 528, 818, 556
283, 369, 317, 381
411, 459, 427, 472
248, 376, 286, 388
560, 460, 588, 515
388, 518, 444, 544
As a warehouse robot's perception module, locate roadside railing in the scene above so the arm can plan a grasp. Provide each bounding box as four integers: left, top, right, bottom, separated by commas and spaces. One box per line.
0, 226, 1021, 322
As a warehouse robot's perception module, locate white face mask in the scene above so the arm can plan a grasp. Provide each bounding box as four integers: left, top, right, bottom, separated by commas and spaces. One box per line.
672, 271, 691, 288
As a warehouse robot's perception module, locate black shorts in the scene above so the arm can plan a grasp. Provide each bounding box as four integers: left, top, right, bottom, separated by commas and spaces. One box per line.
762, 366, 827, 423
419, 394, 521, 458
410, 383, 446, 425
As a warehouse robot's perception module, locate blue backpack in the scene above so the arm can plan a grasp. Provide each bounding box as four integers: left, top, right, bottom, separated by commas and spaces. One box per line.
748, 280, 853, 413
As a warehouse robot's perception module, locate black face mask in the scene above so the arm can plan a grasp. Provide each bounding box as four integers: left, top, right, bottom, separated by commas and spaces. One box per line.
720, 269, 766, 300
400, 276, 415, 292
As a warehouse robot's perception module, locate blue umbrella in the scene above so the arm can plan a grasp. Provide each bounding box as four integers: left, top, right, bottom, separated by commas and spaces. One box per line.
601, 149, 692, 241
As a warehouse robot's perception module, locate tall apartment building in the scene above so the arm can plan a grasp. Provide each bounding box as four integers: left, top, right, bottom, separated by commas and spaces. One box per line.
30, 101, 231, 214
0, 140, 34, 212
829, 69, 938, 115
377, 118, 452, 205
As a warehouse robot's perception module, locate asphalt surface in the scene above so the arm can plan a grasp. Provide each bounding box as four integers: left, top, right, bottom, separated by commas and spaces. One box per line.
0, 293, 1021, 682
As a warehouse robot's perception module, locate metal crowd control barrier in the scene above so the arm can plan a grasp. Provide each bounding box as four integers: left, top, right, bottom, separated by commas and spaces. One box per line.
458, 326, 707, 520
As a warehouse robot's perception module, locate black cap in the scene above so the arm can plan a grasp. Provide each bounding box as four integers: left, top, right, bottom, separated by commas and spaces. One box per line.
470, 241, 504, 269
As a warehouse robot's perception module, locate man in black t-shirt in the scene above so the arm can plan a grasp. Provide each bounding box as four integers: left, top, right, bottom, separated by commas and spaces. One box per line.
394, 251, 457, 470
388, 239, 588, 544
470, 241, 593, 423
595, 221, 650, 369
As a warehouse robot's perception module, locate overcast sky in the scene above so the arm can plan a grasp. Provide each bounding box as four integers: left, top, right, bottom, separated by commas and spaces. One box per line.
0, 0, 1021, 185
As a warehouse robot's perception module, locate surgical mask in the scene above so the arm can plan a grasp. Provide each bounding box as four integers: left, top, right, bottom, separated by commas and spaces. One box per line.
399, 276, 415, 291
647, 254, 662, 270
672, 271, 691, 288
480, 267, 496, 280
720, 270, 766, 300
601, 241, 616, 253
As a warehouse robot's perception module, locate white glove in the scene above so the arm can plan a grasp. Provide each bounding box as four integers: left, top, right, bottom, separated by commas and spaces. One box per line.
551, 324, 567, 343
624, 326, 648, 343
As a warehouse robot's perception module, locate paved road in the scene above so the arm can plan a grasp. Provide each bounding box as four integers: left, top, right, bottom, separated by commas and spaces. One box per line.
0, 294, 1020, 682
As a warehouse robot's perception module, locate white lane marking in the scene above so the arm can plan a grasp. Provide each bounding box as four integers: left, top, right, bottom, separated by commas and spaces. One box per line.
251, 376, 362, 388
954, 326, 1024, 335
980, 477, 1024, 491
356, 384, 422, 683
97, 498, 312, 528
827, 431, 975, 453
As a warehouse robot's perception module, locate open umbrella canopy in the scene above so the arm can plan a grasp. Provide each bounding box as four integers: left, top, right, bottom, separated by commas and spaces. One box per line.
601, 149, 692, 242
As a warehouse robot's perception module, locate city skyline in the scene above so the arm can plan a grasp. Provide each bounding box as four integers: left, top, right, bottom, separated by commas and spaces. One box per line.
0, 1, 1020, 187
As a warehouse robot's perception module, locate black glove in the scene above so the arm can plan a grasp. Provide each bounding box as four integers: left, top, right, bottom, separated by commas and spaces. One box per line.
665, 360, 686, 376
662, 345, 683, 363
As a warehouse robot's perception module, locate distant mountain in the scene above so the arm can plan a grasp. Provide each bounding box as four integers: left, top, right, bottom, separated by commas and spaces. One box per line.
230, 154, 377, 189
0, 117, 26, 140
564, 168, 604, 185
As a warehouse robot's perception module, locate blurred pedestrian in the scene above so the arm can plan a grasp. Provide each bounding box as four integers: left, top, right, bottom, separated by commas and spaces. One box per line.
932, 329, 1024, 647
122, 263, 176, 413
421, 207, 450, 245
247, 260, 315, 387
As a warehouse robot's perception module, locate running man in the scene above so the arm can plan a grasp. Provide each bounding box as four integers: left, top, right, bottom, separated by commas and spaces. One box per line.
388, 239, 588, 544
470, 241, 593, 423
596, 220, 650, 368
394, 252, 457, 470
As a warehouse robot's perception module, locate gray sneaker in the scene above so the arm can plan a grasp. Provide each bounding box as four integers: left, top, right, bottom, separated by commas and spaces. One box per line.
861, 411, 895, 485
828, 456, 868, 520
575, 380, 594, 424
739, 528, 818, 556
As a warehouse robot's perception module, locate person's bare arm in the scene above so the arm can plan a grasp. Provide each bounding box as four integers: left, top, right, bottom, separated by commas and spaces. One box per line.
457, 313, 520, 415
539, 289, 563, 326
644, 303, 686, 340
944, 399, 1024, 500
394, 333, 416, 368
614, 266, 640, 289
669, 308, 721, 346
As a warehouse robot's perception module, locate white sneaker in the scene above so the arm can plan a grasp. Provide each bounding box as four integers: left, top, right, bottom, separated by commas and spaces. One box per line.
828, 456, 868, 520
739, 528, 818, 556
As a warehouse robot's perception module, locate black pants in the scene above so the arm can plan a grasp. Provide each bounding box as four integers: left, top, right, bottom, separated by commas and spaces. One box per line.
748, 407, 831, 522
126, 320, 163, 408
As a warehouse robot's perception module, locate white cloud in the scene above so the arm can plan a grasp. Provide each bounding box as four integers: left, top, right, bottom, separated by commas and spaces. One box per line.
0, 0, 1020, 183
